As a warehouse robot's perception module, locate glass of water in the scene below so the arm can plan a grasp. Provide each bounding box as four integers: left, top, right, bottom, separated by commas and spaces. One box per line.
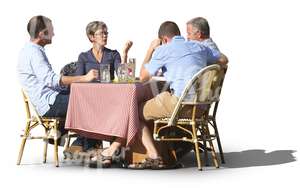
99, 64, 111, 83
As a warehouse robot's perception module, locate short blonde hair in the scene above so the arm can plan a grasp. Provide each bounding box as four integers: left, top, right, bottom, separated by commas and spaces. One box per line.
86, 21, 107, 42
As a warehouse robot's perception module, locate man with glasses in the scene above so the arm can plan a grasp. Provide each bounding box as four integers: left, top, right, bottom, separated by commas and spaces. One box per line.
186, 17, 228, 65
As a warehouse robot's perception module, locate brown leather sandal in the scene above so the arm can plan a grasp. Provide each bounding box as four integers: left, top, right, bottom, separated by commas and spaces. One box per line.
89, 153, 112, 168
88, 148, 113, 168
128, 157, 166, 169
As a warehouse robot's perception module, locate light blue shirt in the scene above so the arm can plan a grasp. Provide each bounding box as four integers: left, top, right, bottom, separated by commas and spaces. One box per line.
17, 42, 63, 116
199, 38, 220, 64
145, 36, 220, 97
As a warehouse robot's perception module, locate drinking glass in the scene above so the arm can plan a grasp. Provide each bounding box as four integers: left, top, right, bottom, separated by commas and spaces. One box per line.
127, 58, 136, 82
99, 64, 111, 83
117, 64, 128, 82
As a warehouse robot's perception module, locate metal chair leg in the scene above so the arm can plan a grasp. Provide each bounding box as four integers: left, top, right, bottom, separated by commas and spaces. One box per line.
212, 119, 225, 164
17, 137, 27, 165
43, 128, 48, 163
54, 141, 59, 167
192, 124, 202, 171
205, 125, 219, 168
53, 121, 59, 167
43, 141, 48, 163
201, 126, 209, 166
209, 140, 219, 168
17, 122, 30, 165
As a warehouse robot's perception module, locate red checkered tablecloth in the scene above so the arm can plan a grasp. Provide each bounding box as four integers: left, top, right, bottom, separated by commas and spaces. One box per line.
65, 82, 152, 146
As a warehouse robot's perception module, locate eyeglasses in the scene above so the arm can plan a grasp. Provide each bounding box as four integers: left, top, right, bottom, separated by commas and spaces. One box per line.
94, 31, 109, 36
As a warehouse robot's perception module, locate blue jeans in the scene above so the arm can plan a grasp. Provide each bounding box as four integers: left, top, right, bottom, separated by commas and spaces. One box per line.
72, 136, 102, 151
43, 93, 69, 118
43, 93, 69, 135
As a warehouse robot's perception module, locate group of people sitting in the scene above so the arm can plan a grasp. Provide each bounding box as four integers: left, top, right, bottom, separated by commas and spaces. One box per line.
17, 15, 228, 169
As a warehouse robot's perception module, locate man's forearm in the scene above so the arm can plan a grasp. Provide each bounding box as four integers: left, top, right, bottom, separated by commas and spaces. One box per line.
142, 38, 161, 66
139, 47, 155, 82
140, 47, 155, 76
140, 39, 161, 82
60, 75, 88, 86
143, 47, 155, 64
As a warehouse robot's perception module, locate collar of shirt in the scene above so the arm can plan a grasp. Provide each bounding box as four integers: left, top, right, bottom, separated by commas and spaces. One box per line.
171, 35, 185, 42
200, 38, 213, 45
28, 41, 46, 52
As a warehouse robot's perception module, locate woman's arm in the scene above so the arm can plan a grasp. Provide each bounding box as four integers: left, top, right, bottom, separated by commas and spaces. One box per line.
121, 40, 133, 63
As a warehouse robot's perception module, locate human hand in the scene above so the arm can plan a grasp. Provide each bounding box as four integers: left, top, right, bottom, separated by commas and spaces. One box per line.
85, 69, 99, 82
123, 40, 133, 54
149, 38, 162, 51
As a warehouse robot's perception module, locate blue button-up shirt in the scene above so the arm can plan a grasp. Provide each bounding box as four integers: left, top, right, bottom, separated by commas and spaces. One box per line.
17, 42, 63, 116
145, 36, 220, 97
199, 38, 220, 61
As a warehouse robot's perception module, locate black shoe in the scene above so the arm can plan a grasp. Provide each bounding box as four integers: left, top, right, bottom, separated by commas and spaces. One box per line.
48, 137, 64, 146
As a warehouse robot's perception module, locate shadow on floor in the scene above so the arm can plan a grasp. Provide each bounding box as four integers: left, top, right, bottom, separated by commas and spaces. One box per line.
180, 149, 297, 169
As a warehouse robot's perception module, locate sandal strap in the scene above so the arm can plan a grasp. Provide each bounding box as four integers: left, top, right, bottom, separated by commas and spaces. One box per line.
145, 157, 164, 168
128, 157, 165, 169
89, 151, 112, 168
99, 153, 112, 161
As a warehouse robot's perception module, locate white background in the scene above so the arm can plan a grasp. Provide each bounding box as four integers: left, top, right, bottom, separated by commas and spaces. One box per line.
0, 0, 299, 187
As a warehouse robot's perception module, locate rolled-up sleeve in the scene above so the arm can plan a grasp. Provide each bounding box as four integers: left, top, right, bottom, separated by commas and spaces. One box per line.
207, 47, 221, 65
203, 39, 221, 65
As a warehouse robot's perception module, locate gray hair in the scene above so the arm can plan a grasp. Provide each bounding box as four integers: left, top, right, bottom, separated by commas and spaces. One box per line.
86, 21, 107, 42
187, 17, 210, 37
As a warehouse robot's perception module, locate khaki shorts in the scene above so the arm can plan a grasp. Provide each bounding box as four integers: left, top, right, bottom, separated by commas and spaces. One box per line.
141, 91, 205, 121
142, 91, 178, 121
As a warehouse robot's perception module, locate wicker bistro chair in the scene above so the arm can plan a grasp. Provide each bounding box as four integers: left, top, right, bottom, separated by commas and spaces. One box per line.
153, 64, 224, 170
206, 65, 227, 164
17, 90, 64, 167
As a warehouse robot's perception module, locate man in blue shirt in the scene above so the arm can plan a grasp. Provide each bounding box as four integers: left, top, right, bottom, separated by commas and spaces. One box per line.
186, 17, 228, 65
139, 21, 220, 120
17, 15, 98, 142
